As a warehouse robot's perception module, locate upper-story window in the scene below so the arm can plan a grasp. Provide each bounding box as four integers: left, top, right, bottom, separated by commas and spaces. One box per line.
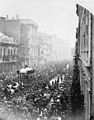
14, 48, 15, 55
11, 49, 12, 55
86, 25, 88, 35
8, 49, 10, 56
79, 9, 92, 66
0, 48, 2, 58
15, 48, 18, 55
5, 48, 8, 56
3, 48, 6, 56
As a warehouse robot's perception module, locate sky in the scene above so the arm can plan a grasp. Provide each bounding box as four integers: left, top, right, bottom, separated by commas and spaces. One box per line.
0, 0, 94, 48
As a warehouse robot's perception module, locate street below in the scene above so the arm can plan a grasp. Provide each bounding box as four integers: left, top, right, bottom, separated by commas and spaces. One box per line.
0, 60, 83, 120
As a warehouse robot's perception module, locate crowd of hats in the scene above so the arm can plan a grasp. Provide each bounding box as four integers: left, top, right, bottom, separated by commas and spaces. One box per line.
0, 61, 73, 120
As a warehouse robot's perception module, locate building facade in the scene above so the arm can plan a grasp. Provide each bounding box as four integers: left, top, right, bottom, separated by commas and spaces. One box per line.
0, 16, 38, 68
76, 4, 94, 120
0, 33, 20, 73
18, 19, 38, 68
38, 32, 52, 65
51, 35, 72, 61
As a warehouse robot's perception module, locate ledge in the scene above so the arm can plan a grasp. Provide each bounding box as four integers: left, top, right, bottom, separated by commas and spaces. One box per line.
79, 57, 90, 67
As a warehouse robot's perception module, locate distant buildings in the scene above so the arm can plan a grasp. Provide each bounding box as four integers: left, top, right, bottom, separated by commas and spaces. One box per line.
51, 35, 72, 61
0, 16, 38, 69
38, 33, 72, 66
0, 15, 72, 73
38, 32, 52, 65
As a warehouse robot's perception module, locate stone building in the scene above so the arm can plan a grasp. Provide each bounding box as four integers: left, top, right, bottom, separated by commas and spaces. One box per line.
0, 33, 20, 73
0, 16, 38, 68
51, 35, 72, 61
38, 32, 52, 65
76, 4, 94, 120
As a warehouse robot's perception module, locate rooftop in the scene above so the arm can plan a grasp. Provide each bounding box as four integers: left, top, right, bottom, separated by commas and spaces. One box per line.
0, 32, 19, 45
0, 16, 38, 28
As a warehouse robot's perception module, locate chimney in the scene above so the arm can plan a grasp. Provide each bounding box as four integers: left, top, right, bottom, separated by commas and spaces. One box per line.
16, 15, 19, 20
6, 15, 9, 20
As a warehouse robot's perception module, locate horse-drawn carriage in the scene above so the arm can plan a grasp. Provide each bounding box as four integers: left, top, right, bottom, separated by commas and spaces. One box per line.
17, 66, 35, 85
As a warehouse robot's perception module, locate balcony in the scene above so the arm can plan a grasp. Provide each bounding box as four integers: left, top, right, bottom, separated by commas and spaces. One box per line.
2, 55, 19, 63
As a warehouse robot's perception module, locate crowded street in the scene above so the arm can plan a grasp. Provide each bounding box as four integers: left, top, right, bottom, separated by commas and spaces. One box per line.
0, 0, 90, 119
0, 61, 74, 120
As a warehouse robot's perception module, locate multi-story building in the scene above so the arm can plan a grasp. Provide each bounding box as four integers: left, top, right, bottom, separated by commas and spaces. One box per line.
0, 16, 38, 68
76, 4, 94, 120
51, 35, 72, 61
18, 19, 38, 68
0, 33, 20, 73
38, 32, 52, 65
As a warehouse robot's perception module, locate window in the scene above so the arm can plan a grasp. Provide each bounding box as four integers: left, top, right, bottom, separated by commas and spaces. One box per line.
15, 48, 18, 54
14, 48, 15, 55
86, 25, 88, 35
0, 48, 2, 58
80, 11, 91, 66
5, 48, 8, 56
3, 48, 5, 56
11, 49, 12, 55
8, 49, 10, 55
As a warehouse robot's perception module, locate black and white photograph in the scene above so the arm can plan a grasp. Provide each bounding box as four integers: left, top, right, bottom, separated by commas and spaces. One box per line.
0, 0, 94, 120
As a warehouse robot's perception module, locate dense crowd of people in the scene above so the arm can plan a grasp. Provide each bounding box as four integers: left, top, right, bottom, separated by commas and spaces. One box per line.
0, 61, 73, 120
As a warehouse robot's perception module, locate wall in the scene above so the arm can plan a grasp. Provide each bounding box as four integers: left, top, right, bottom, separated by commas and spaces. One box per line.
76, 4, 92, 120
29, 25, 38, 68
0, 19, 20, 43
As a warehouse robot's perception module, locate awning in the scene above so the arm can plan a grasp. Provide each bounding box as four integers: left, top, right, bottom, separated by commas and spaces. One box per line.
20, 67, 35, 73
20, 68, 27, 73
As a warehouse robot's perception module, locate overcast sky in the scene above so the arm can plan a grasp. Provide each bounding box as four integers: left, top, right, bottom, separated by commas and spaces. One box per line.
0, 0, 94, 48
